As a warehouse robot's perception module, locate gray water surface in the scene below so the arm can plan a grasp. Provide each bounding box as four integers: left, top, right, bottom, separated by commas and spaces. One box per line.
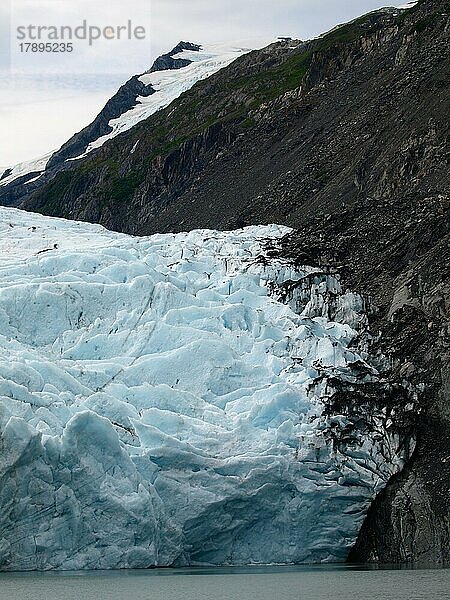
0, 565, 448, 600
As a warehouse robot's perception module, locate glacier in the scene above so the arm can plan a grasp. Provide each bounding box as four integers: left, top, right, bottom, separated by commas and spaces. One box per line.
0, 207, 411, 571
0, 152, 54, 189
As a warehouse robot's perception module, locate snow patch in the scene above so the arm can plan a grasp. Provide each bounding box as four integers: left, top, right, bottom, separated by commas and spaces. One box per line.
394, 1, 418, 9
76, 40, 273, 158
0, 152, 53, 188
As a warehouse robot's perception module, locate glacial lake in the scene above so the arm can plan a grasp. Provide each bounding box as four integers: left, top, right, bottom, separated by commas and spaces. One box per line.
0, 565, 448, 600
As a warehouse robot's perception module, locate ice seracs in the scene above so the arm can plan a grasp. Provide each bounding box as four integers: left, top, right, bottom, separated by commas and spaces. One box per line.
0, 208, 411, 570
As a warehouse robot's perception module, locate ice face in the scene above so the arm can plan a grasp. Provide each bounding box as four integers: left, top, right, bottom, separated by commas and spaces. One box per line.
0, 208, 409, 570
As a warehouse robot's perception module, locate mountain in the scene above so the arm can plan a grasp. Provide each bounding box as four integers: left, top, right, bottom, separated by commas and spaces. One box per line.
0, 207, 413, 570
14, 2, 448, 239
1, 0, 449, 566
0, 40, 269, 206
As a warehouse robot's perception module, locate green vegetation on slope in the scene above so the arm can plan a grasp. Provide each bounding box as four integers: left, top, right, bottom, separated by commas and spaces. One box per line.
34, 9, 400, 216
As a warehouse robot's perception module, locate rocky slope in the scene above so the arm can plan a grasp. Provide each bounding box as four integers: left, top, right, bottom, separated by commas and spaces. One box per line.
0, 41, 258, 205
2, 0, 449, 565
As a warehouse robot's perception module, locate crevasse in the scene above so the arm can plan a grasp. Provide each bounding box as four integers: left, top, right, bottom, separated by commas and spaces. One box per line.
0, 208, 409, 570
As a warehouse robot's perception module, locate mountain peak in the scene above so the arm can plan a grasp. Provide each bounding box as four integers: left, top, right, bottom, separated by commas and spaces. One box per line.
147, 41, 202, 74
171, 41, 202, 54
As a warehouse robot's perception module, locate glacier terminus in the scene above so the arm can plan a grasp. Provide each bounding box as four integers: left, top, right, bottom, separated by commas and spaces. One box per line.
0, 208, 414, 570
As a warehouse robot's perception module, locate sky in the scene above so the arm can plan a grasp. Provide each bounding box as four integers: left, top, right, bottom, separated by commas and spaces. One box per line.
0, 0, 413, 167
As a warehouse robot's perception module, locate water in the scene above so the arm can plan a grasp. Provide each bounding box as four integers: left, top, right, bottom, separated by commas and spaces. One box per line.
0, 565, 448, 600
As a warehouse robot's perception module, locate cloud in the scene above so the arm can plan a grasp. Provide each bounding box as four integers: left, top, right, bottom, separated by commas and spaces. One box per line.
149, 0, 405, 53
9, 0, 410, 74
3, 0, 411, 164
10, 0, 152, 74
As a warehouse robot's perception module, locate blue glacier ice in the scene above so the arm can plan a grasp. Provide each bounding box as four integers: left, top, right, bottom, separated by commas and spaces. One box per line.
0, 208, 412, 570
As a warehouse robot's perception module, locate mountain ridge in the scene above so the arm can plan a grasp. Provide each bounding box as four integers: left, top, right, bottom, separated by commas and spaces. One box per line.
1, 0, 449, 565
18, 2, 446, 233
0, 40, 257, 201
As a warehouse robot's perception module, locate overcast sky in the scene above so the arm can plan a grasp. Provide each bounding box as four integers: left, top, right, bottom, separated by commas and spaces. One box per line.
1, 0, 412, 166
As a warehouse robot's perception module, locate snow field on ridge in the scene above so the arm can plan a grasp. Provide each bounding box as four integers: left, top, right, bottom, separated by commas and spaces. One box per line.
1, 40, 271, 186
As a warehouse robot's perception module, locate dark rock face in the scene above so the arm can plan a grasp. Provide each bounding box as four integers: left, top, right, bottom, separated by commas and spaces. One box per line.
46, 76, 156, 170
280, 183, 450, 566
0, 172, 45, 206
0, 169, 12, 182
0, 41, 201, 206
6, 0, 450, 565
147, 41, 201, 73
